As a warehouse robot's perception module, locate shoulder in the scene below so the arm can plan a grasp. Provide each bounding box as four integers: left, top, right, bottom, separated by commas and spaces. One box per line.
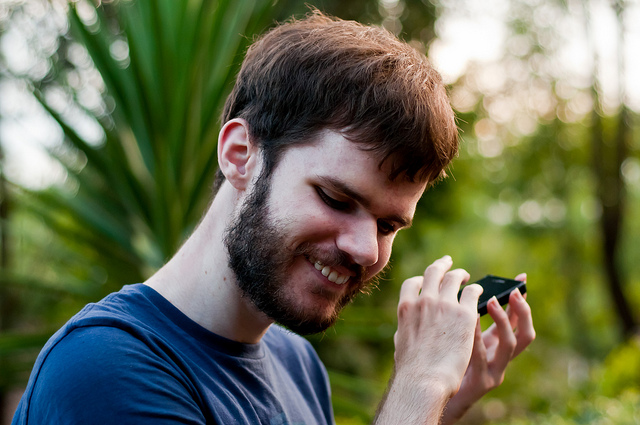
19, 325, 204, 424
15, 286, 206, 425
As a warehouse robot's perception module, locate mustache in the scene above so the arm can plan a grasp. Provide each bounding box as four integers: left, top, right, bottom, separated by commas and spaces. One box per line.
293, 242, 367, 284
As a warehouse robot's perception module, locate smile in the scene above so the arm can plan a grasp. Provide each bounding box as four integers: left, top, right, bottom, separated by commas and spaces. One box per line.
309, 257, 351, 285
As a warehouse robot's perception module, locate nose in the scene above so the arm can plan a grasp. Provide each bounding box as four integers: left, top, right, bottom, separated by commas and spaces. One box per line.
335, 217, 379, 267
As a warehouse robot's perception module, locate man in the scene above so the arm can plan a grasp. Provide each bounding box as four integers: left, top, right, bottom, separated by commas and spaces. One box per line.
13, 11, 534, 425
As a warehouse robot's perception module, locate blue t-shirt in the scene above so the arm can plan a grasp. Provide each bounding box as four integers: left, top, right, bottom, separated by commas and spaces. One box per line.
12, 284, 334, 425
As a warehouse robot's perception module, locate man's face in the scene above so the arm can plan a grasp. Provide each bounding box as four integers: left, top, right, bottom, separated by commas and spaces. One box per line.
225, 130, 426, 334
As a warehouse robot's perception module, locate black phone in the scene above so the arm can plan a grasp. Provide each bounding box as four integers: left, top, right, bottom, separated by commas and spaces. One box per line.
458, 275, 527, 316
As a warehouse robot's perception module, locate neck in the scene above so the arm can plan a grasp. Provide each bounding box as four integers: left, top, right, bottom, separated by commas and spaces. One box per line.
144, 183, 273, 344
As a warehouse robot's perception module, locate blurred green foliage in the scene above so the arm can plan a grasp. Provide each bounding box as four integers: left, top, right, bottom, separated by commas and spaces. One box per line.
1, 0, 639, 424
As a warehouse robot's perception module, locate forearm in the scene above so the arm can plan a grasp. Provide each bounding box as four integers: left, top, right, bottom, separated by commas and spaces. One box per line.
439, 390, 475, 425
373, 370, 454, 425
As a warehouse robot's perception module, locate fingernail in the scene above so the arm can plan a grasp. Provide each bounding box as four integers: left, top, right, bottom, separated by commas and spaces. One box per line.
513, 288, 524, 301
489, 296, 499, 308
442, 255, 452, 262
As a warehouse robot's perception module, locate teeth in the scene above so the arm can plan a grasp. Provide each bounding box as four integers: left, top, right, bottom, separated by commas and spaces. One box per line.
310, 258, 350, 285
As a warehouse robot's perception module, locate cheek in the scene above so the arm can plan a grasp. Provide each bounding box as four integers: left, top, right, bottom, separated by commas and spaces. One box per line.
269, 189, 317, 224
278, 205, 338, 244
279, 194, 341, 232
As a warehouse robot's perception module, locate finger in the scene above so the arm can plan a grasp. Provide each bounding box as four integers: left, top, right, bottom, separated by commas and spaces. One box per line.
481, 321, 499, 353
508, 289, 536, 357
505, 304, 518, 330
399, 276, 423, 303
506, 273, 527, 328
421, 255, 453, 295
468, 317, 488, 370
458, 283, 483, 311
486, 297, 517, 370
439, 268, 471, 299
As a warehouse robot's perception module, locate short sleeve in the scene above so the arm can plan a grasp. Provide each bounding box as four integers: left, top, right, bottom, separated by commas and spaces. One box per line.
21, 326, 207, 425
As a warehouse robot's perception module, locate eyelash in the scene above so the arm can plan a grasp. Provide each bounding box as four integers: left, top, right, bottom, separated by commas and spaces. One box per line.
315, 187, 396, 235
315, 187, 350, 211
377, 220, 395, 235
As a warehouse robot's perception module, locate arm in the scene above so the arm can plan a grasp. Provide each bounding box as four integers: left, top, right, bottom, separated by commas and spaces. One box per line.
441, 275, 535, 424
373, 256, 483, 425
20, 326, 206, 425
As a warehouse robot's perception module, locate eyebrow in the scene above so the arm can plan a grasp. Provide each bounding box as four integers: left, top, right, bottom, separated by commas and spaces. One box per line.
316, 176, 414, 229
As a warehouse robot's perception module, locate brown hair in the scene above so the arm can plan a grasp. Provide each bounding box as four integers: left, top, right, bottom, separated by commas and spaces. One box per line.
215, 10, 458, 193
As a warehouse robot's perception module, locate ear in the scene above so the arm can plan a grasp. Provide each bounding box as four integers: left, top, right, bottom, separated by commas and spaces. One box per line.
217, 118, 259, 191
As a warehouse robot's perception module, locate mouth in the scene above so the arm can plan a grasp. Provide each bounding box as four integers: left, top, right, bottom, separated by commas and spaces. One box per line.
308, 256, 351, 285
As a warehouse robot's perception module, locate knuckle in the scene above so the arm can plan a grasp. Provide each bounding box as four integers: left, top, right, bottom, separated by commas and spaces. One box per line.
523, 328, 536, 343
417, 295, 436, 311
400, 276, 421, 291
461, 308, 479, 326
507, 337, 518, 351
519, 300, 532, 314
483, 373, 505, 391
425, 256, 454, 273
483, 377, 496, 391
424, 262, 445, 275
506, 329, 518, 345
397, 301, 412, 318
448, 268, 470, 280
506, 338, 518, 353
403, 276, 422, 286
465, 283, 483, 297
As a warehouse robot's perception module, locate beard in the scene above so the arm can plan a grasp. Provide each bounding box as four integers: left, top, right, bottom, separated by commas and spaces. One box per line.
223, 173, 374, 335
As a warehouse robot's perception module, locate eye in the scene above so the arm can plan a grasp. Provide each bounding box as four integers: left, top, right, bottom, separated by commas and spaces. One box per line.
315, 187, 350, 211
377, 219, 396, 236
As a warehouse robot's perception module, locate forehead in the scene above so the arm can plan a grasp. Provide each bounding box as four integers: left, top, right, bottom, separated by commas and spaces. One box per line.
270, 130, 427, 215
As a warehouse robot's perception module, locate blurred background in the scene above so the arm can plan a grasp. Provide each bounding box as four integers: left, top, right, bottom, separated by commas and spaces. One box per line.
0, 0, 639, 423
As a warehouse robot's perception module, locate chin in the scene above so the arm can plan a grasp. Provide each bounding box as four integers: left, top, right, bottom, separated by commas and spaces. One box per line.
277, 314, 337, 335
272, 292, 344, 335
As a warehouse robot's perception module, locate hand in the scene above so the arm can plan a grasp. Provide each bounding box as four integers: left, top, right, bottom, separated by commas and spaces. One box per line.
440, 274, 535, 425
374, 256, 483, 424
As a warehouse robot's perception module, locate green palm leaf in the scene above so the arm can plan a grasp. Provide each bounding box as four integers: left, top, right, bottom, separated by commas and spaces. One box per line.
26, 0, 291, 285
3, 0, 295, 387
